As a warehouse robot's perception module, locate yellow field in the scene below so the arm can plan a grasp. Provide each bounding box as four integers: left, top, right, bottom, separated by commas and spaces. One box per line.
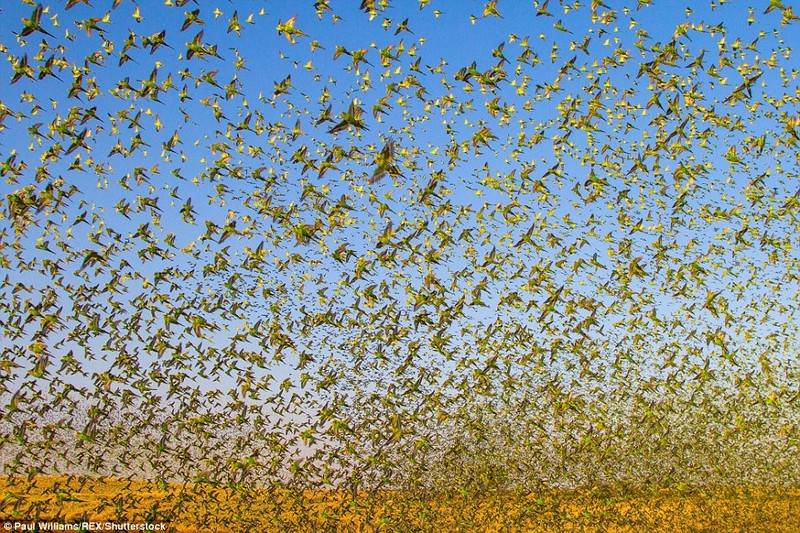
1, 476, 798, 532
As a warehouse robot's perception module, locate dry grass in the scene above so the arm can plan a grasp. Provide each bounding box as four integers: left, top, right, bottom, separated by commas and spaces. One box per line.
1, 476, 798, 532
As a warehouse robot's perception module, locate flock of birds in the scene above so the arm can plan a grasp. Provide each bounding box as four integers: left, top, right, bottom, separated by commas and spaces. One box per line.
1, 0, 799, 513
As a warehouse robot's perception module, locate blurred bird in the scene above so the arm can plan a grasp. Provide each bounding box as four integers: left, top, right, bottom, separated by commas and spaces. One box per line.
370, 138, 402, 183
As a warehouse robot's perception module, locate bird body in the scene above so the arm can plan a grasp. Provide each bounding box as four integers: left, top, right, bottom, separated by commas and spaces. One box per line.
328, 100, 368, 134
370, 138, 402, 183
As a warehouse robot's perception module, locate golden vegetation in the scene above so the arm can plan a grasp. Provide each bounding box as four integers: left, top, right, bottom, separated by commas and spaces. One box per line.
2, 477, 798, 532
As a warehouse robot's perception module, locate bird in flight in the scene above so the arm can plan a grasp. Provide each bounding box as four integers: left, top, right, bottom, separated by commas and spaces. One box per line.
328, 99, 368, 134
370, 138, 402, 183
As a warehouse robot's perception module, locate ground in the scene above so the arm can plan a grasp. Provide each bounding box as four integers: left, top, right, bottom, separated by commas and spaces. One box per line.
1, 476, 798, 531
